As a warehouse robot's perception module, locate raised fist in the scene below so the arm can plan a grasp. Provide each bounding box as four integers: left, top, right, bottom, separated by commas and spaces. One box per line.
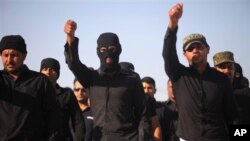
64, 20, 77, 37
168, 3, 183, 29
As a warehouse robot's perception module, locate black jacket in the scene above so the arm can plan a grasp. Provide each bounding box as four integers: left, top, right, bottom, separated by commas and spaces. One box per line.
162, 27, 238, 141
64, 38, 146, 141
0, 65, 62, 141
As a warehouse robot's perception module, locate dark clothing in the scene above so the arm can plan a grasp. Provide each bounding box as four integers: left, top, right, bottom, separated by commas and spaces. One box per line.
82, 107, 93, 141
162, 27, 237, 141
165, 101, 179, 141
0, 65, 62, 141
155, 102, 168, 141
145, 95, 157, 118
233, 87, 250, 124
155, 102, 165, 134
233, 76, 249, 89
155, 101, 179, 141
64, 38, 146, 141
139, 95, 157, 141
55, 84, 85, 141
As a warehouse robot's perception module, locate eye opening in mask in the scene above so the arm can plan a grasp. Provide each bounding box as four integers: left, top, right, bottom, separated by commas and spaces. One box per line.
99, 46, 116, 53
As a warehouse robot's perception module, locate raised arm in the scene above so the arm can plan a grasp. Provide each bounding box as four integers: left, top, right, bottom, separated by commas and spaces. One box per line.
64, 20, 92, 88
162, 3, 183, 80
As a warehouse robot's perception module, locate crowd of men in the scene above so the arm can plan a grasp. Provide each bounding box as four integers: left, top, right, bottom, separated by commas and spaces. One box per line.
1, 3, 249, 141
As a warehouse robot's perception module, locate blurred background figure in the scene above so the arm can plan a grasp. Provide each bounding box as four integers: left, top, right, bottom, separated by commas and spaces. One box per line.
164, 80, 179, 141
233, 62, 249, 89
40, 57, 85, 141
213, 51, 235, 84
141, 76, 162, 141
213, 51, 250, 125
73, 78, 93, 141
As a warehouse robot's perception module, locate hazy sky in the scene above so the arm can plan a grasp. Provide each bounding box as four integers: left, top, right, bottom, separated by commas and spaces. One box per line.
1, 0, 249, 101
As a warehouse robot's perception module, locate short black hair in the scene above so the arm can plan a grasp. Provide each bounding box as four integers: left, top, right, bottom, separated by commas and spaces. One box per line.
141, 76, 155, 87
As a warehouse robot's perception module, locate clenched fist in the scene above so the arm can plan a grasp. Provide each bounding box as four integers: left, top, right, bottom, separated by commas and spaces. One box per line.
64, 20, 77, 45
64, 20, 77, 36
168, 3, 183, 30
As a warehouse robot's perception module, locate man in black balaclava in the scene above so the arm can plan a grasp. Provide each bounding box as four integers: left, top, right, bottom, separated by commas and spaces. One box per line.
64, 20, 147, 141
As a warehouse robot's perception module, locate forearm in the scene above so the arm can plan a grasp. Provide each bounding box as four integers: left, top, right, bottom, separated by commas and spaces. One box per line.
151, 116, 162, 141
64, 37, 80, 67
64, 37, 91, 88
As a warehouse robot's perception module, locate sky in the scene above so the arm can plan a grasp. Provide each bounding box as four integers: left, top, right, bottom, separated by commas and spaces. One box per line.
1, 0, 249, 101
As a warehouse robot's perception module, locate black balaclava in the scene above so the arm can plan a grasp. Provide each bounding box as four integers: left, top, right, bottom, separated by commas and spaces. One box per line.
97, 32, 122, 73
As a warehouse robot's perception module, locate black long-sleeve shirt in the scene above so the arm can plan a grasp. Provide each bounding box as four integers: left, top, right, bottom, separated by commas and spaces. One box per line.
55, 84, 85, 141
64, 37, 146, 141
0, 65, 62, 141
162, 27, 237, 141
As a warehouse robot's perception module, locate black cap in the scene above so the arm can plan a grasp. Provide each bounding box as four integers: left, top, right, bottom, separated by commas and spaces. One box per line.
0, 35, 27, 53
183, 33, 209, 51
40, 58, 60, 78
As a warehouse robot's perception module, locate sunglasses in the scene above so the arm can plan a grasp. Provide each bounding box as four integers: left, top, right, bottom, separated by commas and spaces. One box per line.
74, 87, 86, 92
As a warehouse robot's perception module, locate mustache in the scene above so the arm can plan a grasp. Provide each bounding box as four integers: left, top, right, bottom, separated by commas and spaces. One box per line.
6, 62, 16, 66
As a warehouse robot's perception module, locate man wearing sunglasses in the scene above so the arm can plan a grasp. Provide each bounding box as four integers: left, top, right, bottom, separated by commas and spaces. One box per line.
73, 78, 93, 141
162, 3, 237, 141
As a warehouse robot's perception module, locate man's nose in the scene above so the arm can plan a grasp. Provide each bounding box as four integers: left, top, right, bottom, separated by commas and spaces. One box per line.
6, 55, 12, 62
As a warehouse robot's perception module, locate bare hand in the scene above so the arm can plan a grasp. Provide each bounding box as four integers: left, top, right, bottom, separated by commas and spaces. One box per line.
64, 20, 77, 45
168, 3, 183, 30
64, 20, 77, 36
